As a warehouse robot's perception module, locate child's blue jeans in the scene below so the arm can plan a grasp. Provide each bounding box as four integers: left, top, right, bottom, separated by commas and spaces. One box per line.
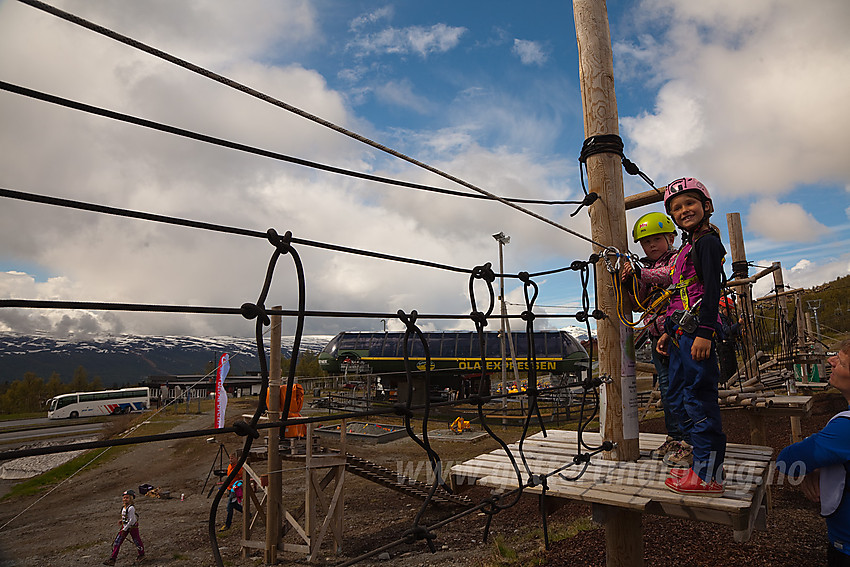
666, 331, 726, 482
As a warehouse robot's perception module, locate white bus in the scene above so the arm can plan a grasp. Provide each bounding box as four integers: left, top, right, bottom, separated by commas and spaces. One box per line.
47, 387, 150, 419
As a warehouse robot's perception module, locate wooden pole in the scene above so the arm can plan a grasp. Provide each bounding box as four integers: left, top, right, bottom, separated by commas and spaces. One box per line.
726, 213, 758, 383
266, 307, 282, 564
574, 0, 639, 462
795, 293, 808, 383
573, 2, 642, 565
774, 265, 802, 441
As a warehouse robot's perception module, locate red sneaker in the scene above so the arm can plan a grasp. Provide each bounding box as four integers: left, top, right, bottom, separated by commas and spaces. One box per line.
668, 467, 689, 478
664, 469, 724, 496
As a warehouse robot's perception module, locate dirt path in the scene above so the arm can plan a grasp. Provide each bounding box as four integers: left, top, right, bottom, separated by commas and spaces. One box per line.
0, 393, 844, 566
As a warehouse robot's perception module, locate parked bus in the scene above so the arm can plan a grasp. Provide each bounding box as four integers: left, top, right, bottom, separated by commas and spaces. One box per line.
47, 387, 150, 419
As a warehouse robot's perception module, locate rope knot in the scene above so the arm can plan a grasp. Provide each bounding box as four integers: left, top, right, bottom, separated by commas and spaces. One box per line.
469, 310, 488, 327
232, 419, 260, 439
570, 260, 587, 271
573, 452, 591, 465
397, 309, 418, 330
520, 310, 535, 323
403, 526, 437, 551
240, 302, 270, 325
266, 228, 293, 254
570, 191, 599, 217
517, 271, 531, 284
591, 309, 606, 320
472, 263, 496, 283
575, 311, 588, 323
527, 473, 546, 488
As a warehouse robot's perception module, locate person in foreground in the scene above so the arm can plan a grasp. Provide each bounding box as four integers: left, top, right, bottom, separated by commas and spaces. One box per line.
656, 177, 727, 496
776, 339, 850, 566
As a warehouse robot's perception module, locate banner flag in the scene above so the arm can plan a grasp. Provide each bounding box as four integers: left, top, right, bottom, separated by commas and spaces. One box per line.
214, 353, 230, 429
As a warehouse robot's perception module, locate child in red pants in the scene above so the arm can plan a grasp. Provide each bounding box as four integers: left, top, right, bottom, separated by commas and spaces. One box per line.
103, 489, 144, 565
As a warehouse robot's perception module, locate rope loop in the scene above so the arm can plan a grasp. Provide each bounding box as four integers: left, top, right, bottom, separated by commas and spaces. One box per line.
239, 302, 270, 326
232, 419, 260, 439
265, 228, 292, 255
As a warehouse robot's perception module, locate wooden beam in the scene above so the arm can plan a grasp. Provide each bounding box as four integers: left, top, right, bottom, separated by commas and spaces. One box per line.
624, 187, 665, 210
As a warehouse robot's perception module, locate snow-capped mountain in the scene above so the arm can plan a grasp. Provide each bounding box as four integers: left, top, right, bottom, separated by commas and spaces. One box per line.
0, 333, 334, 386
559, 325, 597, 342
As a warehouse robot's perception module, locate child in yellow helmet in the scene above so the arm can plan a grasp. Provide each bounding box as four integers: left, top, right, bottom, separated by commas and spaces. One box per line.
623, 211, 692, 466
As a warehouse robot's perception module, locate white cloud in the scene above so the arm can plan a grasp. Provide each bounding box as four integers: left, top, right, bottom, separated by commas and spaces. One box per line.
348, 23, 467, 58
349, 6, 394, 31
512, 39, 548, 66
746, 199, 830, 242
374, 79, 432, 114
790, 259, 812, 273
618, 0, 850, 199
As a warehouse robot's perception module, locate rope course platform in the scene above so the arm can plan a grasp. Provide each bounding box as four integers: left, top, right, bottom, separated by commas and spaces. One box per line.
450, 430, 773, 543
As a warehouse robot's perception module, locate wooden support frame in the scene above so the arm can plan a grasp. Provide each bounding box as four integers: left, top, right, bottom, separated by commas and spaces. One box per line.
240, 422, 347, 563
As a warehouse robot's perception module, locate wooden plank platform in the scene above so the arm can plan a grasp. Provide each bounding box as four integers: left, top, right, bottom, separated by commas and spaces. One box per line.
450, 430, 773, 543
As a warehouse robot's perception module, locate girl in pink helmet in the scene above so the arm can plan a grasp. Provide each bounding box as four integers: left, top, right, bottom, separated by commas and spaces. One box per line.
656, 177, 727, 496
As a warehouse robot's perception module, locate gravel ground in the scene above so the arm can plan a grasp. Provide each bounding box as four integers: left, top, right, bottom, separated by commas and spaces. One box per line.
0, 391, 844, 567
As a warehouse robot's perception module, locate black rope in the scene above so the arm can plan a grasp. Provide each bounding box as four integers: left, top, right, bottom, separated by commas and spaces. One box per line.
1, 187, 617, 282
395, 310, 449, 553
0, 81, 579, 208
575, 134, 660, 217
0, 298, 589, 322
208, 229, 308, 566
12, 1, 612, 248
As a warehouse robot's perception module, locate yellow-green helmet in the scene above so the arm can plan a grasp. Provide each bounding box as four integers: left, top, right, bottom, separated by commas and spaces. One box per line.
632, 212, 676, 242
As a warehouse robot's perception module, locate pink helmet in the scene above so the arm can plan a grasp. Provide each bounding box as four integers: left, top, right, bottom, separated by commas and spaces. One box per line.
664, 177, 713, 214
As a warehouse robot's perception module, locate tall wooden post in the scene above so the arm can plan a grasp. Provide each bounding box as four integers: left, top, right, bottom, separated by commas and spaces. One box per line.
774, 267, 802, 441
266, 307, 282, 564
726, 213, 758, 382
574, 2, 641, 565
795, 293, 808, 382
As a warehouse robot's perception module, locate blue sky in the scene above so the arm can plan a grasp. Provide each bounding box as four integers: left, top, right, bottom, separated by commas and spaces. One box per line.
0, 0, 848, 338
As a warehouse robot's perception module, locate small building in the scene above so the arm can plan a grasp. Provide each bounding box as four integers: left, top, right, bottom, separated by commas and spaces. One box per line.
142, 372, 264, 402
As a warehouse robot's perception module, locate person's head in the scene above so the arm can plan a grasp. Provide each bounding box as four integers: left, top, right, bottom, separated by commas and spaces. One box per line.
828, 339, 850, 403
664, 177, 713, 233
122, 489, 135, 506
632, 212, 676, 261
229, 452, 239, 466
719, 296, 734, 316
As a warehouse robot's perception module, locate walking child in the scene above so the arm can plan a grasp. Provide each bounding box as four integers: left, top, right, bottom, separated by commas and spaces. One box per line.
103, 489, 144, 565
656, 177, 727, 496
219, 451, 244, 531
622, 211, 692, 465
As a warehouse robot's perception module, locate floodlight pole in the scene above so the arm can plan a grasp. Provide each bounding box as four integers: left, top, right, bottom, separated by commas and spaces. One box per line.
493, 232, 510, 424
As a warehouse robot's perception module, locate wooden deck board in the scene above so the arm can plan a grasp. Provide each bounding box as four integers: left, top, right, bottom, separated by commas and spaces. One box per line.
450, 430, 772, 543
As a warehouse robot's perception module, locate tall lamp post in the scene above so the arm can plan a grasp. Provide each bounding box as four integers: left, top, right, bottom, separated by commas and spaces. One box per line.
493, 232, 510, 422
